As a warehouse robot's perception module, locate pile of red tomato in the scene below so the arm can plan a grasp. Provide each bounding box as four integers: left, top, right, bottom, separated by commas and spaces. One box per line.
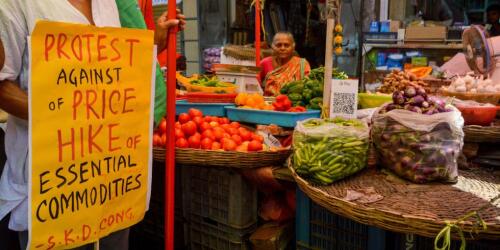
153, 108, 265, 152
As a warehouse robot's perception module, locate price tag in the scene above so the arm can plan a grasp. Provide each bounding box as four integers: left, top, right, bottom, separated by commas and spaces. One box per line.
329, 79, 359, 119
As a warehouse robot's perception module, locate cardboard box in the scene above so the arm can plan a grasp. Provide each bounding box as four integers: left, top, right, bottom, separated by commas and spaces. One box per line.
405, 26, 447, 41
390, 20, 402, 32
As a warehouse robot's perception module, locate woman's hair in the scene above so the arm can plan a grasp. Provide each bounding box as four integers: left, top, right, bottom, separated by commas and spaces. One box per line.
272, 31, 295, 46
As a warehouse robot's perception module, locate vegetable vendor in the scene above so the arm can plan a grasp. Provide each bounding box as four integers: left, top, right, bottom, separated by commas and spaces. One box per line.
260, 32, 311, 96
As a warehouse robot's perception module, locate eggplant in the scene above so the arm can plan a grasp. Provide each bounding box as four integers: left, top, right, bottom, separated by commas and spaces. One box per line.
404, 87, 417, 98
392, 91, 405, 105
410, 95, 425, 106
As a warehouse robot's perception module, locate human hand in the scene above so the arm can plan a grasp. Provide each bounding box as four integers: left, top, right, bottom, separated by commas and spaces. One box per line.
155, 8, 186, 53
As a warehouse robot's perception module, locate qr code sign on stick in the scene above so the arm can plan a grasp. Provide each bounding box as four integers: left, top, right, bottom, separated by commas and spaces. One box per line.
330, 79, 359, 119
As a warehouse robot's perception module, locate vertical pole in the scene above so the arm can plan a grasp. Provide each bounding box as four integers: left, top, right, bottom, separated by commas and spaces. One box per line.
323, 17, 335, 118
165, 1, 178, 250
94, 242, 99, 250
255, 0, 261, 66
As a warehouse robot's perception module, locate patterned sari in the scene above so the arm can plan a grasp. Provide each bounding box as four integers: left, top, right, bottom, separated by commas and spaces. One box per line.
263, 56, 310, 96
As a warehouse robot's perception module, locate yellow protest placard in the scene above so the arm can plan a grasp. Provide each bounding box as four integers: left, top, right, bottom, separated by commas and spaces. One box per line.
28, 21, 155, 250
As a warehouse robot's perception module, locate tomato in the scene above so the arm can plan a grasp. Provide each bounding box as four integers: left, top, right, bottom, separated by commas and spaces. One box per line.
199, 122, 211, 132
175, 138, 189, 148
200, 138, 213, 150
202, 129, 216, 141
252, 133, 264, 143
175, 121, 182, 129
210, 116, 219, 122
204, 116, 213, 122
188, 108, 203, 118
248, 140, 263, 151
153, 134, 161, 146
192, 132, 201, 140
239, 129, 252, 141
188, 135, 201, 148
230, 122, 240, 129
276, 95, 288, 102
211, 141, 222, 150
231, 134, 242, 145
213, 129, 224, 141
222, 139, 237, 151
181, 121, 197, 136
209, 121, 220, 128
222, 133, 231, 139
159, 119, 167, 133
161, 134, 167, 147
221, 124, 231, 132
236, 142, 248, 152
227, 128, 239, 136
192, 116, 204, 128
174, 128, 185, 139
178, 113, 191, 124
218, 117, 230, 125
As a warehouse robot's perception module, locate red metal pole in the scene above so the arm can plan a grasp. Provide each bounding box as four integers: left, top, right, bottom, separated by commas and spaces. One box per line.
165, 1, 177, 250
255, 0, 261, 66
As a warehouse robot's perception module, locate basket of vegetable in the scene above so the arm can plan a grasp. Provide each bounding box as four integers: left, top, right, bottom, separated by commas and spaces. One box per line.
176, 72, 237, 94
441, 75, 500, 105
152, 108, 292, 168
378, 69, 432, 94
291, 117, 369, 185
372, 86, 464, 183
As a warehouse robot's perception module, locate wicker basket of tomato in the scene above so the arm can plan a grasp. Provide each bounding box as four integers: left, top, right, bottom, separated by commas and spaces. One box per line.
153, 108, 292, 168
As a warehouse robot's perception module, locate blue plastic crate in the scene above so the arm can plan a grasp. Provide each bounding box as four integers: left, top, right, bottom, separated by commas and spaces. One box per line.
296, 188, 386, 250
225, 107, 320, 127
385, 231, 499, 250
176, 100, 235, 117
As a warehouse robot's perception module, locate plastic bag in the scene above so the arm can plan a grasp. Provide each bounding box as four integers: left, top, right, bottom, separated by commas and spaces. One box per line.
371, 105, 464, 183
292, 117, 370, 185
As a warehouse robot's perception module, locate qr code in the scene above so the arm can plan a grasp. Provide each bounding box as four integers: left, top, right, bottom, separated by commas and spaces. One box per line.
332, 92, 356, 114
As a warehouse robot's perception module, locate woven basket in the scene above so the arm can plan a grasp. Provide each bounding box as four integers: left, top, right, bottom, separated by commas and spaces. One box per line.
441, 89, 500, 105
422, 78, 451, 94
464, 125, 500, 143
153, 147, 291, 168
288, 161, 500, 240
223, 44, 273, 61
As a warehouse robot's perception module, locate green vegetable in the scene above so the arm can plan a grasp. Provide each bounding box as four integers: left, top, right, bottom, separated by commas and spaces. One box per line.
292, 117, 369, 185
308, 97, 323, 110
302, 88, 313, 102
288, 82, 304, 94
288, 93, 303, 102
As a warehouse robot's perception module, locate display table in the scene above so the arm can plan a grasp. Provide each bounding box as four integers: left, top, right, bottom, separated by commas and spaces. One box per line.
290, 166, 500, 240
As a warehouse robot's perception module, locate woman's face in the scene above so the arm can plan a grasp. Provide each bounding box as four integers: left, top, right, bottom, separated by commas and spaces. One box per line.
272, 34, 294, 60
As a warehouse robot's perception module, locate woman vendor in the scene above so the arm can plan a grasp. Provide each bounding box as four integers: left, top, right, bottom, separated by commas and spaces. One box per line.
260, 32, 311, 96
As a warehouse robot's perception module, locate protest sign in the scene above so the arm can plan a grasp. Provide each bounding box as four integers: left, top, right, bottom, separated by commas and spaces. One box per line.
28, 21, 155, 249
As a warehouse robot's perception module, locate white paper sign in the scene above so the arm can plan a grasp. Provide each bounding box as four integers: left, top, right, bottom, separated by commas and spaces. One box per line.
329, 79, 359, 119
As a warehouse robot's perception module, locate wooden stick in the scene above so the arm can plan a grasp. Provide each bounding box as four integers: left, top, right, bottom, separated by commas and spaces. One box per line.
94, 241, 99, 250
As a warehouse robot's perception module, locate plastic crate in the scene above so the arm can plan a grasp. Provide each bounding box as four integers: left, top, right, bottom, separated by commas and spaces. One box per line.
385, 231, 500, 250
189, 214, 256, 250
225, 107, 321, 127
176, 100, 235, 116
129, 161, 188, 250
181, 166, 258, 229
296, 188, 386, 250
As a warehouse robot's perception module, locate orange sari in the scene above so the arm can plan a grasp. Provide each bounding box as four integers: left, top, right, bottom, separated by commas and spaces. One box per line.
263, 56, 310, 96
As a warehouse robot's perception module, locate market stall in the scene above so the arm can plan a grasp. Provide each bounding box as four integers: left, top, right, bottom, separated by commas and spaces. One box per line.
142, 1, 500, 250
